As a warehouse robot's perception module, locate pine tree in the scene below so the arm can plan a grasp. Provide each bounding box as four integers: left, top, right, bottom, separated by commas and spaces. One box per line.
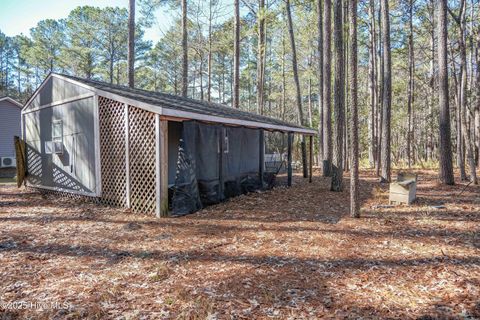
348, 0, 359, 217
128, 0, 135, 88
322, 0, 332, 177
438, 0, 455, 185
330, 0, 344, 192
182, 0, 188, 97
380, 0, 391, 183
285, 0, 308, 178
233, 0, 240, 109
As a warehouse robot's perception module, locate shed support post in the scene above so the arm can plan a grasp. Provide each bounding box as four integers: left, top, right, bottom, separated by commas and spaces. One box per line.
218, 127, 225, 200
156, 115, 169, 217
309, 135, 313, 183
302, 135, 308, 178
93, 95, 102, 197
259, 129, 265, 187
287, 132, 293, 187
124, 104, 131, 208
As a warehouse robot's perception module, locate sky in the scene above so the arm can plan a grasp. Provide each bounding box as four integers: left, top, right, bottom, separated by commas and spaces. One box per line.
0, 0, 175, 42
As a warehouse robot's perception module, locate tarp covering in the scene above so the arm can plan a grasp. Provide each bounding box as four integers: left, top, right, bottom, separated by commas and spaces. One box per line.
171, 121, 268, 215
170, 135, 202, 214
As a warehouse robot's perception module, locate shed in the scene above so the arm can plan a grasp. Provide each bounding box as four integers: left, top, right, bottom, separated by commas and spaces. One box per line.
21, 73, 316, 216
0, 96, 22, 170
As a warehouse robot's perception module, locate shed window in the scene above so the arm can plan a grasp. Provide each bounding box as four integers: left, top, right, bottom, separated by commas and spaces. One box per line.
52, 120, 63, 154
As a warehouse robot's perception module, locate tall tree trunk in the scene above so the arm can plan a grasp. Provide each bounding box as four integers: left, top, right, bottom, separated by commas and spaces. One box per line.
451, 49, 466, 178
282, 30, 287, 121
380, 0, 391, 182
438, 0, 455, 185
248, 70, 252, 111
376, 0, 383, 176
192, 60, 197, 99
128, 0, 135, 88
407, 0, 415, 168
317, 0, 324, 165
323, 0, 333, 177
199, 53, 204, 100
349, 0, 359, 217
16, 52, 21, 95
222, 55, 226, 103
407, 0, 414, 168
109, 50, 114, 84
207, 0, 213, 102
343, 0, 349, 172
116, 63, 120, 85
233, 0, 240, 109
285, 0, 308, 178
468, 0, 475, 118
457, 88, 466, 177
331, 0, 344, 191
368, 0, 377, 168
308, 75, 313, 127
450, 5, 468, 179
427, 0, 435, 161
181, 0, 188, 97
457, 2, 478, 184
266, 42, 272, 113
307, 50, 313, 127
230, 59, 234, 104
476, 32, 480, 169
257, 0, 266, 114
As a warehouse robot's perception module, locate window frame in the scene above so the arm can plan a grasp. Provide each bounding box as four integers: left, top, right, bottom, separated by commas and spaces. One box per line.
52, 119, 64, 154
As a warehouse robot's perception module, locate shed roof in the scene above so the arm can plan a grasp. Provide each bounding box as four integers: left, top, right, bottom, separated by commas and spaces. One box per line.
46, 73, 315, 135
0, 96, 22, 108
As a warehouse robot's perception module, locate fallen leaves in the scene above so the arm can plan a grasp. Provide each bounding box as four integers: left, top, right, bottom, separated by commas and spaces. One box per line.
0, 169, 479, 319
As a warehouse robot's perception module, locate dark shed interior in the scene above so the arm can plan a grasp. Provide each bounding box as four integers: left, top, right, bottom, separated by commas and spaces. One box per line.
169, 121, 274, 215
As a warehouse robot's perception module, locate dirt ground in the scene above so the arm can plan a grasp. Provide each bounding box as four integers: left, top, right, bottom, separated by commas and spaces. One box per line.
0, 170, 479, 319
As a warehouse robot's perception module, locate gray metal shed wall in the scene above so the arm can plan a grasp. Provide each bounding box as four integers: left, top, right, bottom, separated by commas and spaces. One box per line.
24, 97, 97, 194
24, 76, 91, 112
0, 101, 21, 158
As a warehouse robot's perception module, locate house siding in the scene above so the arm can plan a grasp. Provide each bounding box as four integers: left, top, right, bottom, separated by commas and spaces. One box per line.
0, 100, 21, 158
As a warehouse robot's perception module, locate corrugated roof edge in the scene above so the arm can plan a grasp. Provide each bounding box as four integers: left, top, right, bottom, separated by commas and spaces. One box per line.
55, 73, 316, 135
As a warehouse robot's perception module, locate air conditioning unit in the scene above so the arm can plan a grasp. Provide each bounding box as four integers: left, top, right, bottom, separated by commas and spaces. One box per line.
0, 157, 16, 168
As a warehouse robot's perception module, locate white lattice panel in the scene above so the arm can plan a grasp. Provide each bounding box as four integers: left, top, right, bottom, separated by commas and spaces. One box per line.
128, 106, 157, 214
98, 96, 128, 207
26, 144, 42, 186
